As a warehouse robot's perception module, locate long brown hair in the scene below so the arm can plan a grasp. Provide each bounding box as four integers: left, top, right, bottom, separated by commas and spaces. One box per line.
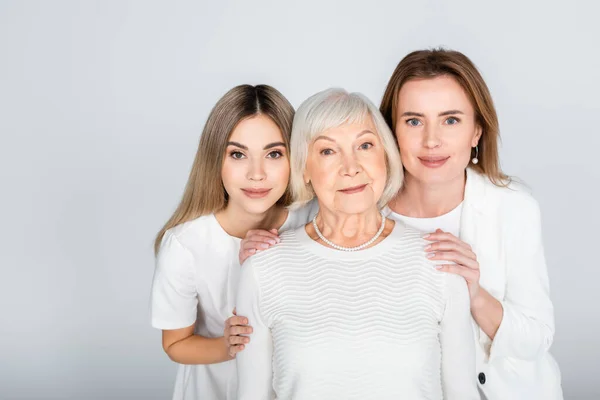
380, 48, 509, 185
154, 84, 295, 254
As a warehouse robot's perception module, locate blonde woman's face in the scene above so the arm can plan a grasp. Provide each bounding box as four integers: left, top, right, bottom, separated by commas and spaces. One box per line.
221, 115, 290, 215
395, 76, 482, 186
304, 118, 387, 215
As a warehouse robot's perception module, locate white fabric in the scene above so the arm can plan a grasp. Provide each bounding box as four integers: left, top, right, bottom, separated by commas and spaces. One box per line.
151, 202, 317, 400
235, 221, 480, 400
391, 169, 563, 400
386, 201, 463, 238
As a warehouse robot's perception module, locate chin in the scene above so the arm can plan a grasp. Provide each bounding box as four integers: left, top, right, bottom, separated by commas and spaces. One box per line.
232, 195, 279, 215
410, 167, 454, 186
417, 174, 450, 186
242, 202, 274, 215
333, 198, 379, 216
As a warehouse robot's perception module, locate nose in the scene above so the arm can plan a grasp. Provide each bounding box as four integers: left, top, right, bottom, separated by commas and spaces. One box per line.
340, 152, 362, 177
246, 158, 266, 181
423, 123, 442, 149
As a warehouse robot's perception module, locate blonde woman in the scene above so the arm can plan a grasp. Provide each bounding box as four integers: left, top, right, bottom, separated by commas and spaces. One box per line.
379, 49, 562, 400
235, 89, 479, 399
151, 84, 316, 400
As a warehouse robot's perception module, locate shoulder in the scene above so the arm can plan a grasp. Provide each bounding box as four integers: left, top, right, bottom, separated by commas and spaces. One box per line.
467, 169, 540, 217
282, 199, 319, 232
252, 226, 304, 265
159, 214, 222, 255
388, 221, 443, 275
389, 219, 430, 249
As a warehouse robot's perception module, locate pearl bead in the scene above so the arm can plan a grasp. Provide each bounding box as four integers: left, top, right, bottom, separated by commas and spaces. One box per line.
312, 211, 386, 252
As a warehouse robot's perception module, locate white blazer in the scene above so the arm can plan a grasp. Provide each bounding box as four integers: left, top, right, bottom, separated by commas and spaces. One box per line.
462, 168, 563, 400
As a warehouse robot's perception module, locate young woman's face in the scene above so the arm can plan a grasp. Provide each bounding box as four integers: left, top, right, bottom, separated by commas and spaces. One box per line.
221, 114, 290, 215
395, 75, 482, 186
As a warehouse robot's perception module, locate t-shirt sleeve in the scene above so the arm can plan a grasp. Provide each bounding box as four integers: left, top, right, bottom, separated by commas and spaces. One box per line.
439, 274, 480, 400
151, 231, 198, 330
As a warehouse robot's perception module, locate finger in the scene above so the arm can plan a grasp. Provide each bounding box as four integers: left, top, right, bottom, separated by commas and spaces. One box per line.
232, 308, 237, 315
247, 234, 280, 245
239, 248, 256, 265
425, 241, 476, 260
435, 264, 480, 282
228, 335, 251, 345
242, 240, 275, 251
424, 231, 472, 250
245, 230, 280, 243
229, 344, 246, 356
226, 316, 249, 327
428, 251, 479, 270
229, 325, 253, 336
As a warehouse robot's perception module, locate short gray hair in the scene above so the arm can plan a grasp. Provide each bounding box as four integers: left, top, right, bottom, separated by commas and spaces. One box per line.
289, 88, 403, 210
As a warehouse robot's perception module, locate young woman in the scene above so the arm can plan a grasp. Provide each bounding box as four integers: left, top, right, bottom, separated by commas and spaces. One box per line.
379, 49, 562, 400
151, 84, 316, 400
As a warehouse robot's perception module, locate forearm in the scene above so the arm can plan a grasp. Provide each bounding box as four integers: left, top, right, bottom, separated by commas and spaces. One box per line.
165, 335, 232, 365
471, 287, 503, 340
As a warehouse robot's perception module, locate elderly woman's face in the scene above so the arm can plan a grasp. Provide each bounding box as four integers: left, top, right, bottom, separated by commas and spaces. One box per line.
304, 117, 387, 215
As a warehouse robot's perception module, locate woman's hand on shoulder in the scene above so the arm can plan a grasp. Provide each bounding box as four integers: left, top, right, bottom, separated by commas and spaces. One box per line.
224, 308, 253, 358
238, 229, 280, 264
425, 229, 481, 301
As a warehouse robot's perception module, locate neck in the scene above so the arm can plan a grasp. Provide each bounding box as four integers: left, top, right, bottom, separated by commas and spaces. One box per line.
315, 206, 382, 247
391, 170, 466, 218
216, 201, 285, 239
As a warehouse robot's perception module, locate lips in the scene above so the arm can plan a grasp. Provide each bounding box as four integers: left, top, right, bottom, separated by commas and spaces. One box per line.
338, 184, 368, 194
241, 188, 272, 199
418, 156, 450, 168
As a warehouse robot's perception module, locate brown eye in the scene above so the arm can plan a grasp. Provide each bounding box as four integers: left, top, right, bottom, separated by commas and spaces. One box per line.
267, 150, 283, 159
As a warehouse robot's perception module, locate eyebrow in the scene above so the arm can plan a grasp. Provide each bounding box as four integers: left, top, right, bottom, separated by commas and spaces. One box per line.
400, 110, 465, 117
227, 141, 286, 150
313, 130, 375, 143
263, 141, 286, 150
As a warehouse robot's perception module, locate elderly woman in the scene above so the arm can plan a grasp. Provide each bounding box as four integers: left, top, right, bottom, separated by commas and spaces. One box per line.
235, 89, 480, 399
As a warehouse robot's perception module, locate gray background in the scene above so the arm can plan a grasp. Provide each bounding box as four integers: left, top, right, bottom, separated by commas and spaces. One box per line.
1, 1, 598, 399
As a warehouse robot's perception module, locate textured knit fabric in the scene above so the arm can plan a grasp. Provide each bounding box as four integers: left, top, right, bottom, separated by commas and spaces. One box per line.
236, 220, 479, 400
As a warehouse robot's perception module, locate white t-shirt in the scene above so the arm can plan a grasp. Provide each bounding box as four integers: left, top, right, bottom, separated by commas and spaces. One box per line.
235, 221, 479, 400
384, 202, 463, 237
151, 202, 317, 400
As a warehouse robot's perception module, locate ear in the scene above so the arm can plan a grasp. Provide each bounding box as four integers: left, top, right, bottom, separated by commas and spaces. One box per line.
472, 125, 483, 147
303, 171, 311, 185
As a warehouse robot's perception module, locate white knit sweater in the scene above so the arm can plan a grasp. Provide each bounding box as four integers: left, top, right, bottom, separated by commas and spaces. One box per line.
235, 220, 479, 400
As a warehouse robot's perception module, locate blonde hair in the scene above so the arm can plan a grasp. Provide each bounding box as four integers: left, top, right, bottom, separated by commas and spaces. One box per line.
380, 48, 510, 186
154, 84, 294, 254
289, 88, 403, 210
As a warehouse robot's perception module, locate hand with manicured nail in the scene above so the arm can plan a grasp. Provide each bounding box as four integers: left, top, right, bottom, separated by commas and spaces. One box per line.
224, 308, 253, 358
238, 228, 280, 265
425, 228, 481, 301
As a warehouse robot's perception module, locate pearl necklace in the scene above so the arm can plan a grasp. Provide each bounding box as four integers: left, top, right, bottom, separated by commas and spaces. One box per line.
312, 211, 386, 252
